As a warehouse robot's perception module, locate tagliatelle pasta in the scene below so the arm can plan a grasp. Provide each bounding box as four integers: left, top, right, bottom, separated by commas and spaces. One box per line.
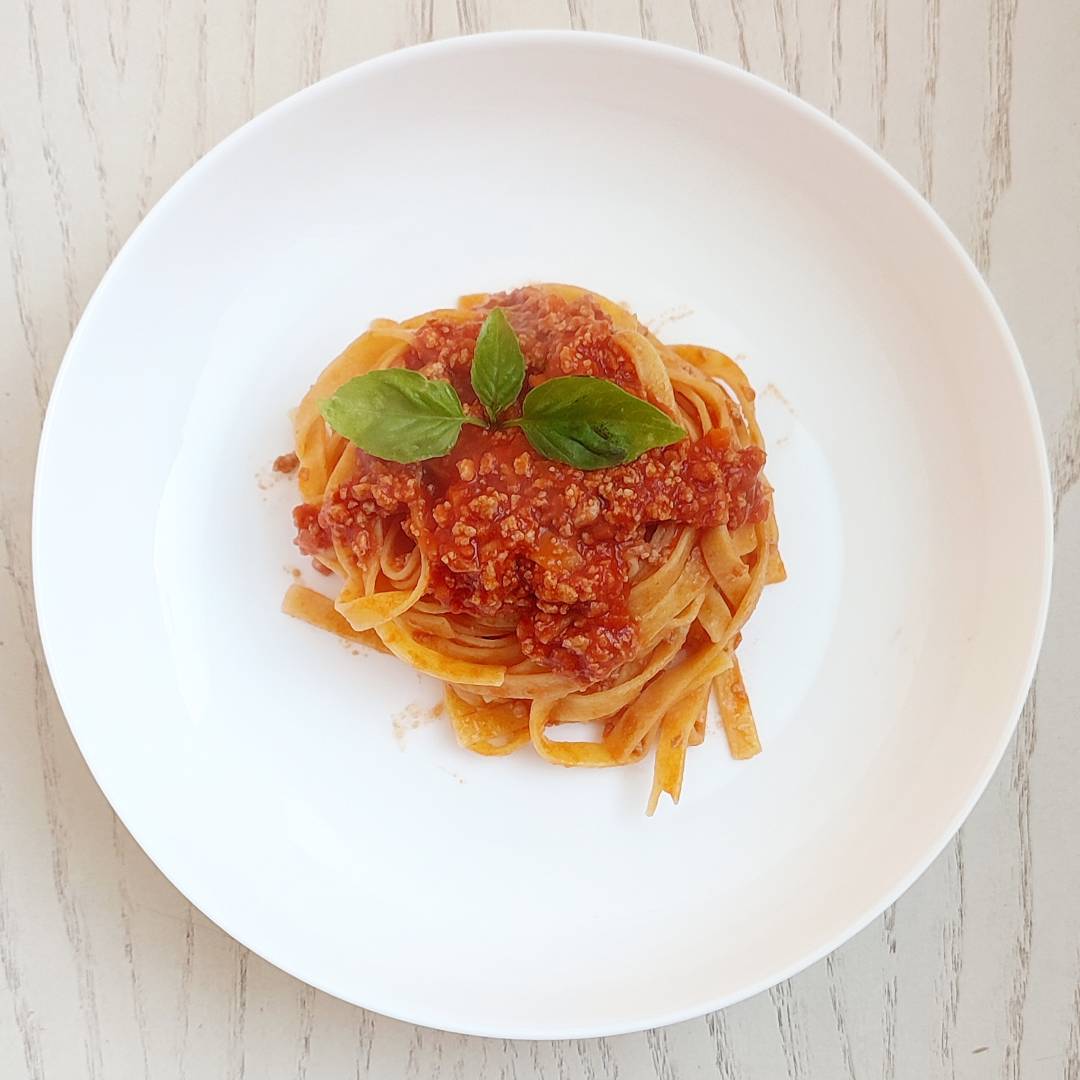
282, 284, 784, 812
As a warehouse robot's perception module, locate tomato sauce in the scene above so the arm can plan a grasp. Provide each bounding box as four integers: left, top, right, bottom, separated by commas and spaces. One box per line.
294, 287, 767, 683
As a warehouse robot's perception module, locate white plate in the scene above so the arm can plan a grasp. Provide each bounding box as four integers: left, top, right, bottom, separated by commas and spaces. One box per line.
33, 32, 1052, 1038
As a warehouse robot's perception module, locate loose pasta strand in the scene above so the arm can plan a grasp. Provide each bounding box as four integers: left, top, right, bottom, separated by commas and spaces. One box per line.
647, 682, 711, 815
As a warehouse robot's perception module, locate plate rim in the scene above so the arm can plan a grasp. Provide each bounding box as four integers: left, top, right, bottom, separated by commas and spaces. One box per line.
32, 29, 1055, 1039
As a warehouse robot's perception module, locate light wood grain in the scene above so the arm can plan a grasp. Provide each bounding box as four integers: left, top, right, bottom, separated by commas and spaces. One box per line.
2, 1, 1079, 1077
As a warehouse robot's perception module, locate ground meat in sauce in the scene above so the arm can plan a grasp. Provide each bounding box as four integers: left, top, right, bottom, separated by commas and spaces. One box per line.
293, 287, 768, 683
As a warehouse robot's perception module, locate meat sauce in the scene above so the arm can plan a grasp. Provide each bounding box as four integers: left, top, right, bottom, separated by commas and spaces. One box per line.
294, 287, 767, 683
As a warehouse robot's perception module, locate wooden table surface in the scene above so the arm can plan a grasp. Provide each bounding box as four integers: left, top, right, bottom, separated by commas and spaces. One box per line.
3, 2, 1079, 1077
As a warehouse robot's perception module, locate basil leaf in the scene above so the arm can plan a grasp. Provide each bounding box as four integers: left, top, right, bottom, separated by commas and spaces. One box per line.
320, 369, 478, 464
471, 308, 525, 423
511, 376, 686, 470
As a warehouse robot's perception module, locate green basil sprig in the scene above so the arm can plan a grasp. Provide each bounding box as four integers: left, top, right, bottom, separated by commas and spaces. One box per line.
470, 307, 526, 423
319, 307, 687, 469
320, 368, 483, 464
506, 376, 686, 469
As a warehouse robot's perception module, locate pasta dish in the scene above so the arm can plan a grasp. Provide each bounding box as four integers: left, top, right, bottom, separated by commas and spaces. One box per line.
280, 284, 783, 812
